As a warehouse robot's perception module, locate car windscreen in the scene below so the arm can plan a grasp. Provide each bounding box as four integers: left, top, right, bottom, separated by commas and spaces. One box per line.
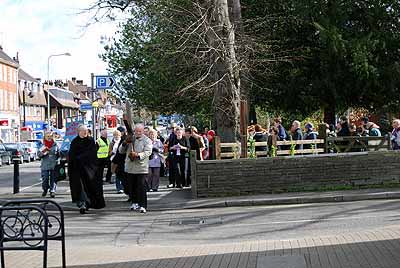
4, 144, 17, 149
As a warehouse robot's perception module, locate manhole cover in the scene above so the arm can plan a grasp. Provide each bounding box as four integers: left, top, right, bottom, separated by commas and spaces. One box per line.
170, 217, 222, 226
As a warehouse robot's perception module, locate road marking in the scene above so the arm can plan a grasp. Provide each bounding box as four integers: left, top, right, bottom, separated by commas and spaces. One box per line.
20, 181, 42, 192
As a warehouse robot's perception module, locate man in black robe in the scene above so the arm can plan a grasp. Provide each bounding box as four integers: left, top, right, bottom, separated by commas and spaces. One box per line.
68, 125, 105, 214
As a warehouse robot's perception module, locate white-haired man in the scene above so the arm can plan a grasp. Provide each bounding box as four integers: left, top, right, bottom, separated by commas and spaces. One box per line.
68, 125, 105, 214
119, 124, 152, 213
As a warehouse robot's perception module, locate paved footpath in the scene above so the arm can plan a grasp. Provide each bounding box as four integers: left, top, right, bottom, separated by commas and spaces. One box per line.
3, 225, 400, 267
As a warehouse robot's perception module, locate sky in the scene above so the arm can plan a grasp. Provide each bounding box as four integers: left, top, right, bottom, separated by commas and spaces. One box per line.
0, 0, 120, 84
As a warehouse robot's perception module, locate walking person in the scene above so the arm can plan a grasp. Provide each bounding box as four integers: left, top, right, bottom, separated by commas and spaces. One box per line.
119, 124, 152, 213
38, 132, 59, 198
68, 125, 105, 214
147, 129, 164, 192
112, 126, 130, 199
109, 129, 123, 193
96, 129, 111, 183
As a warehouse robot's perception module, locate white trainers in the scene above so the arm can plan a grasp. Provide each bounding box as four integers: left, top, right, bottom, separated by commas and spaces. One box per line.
130, 203, 140, 211
140, 207, 147, 213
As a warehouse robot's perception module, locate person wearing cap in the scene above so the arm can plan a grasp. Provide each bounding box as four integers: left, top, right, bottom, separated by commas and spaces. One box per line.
365, 122, 381, 136
303, 123, 318, 149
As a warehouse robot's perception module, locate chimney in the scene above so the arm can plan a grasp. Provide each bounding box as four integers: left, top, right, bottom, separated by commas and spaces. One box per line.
0, 45, 2, 50
72, 77, 76, 83
77, 80, 83, 85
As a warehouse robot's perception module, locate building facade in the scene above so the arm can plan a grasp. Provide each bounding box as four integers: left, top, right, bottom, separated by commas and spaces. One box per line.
0, 47, 19, 142
18, 69, 47, 139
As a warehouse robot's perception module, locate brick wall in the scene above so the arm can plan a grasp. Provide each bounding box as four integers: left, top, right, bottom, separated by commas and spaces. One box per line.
191, 151, 400, 198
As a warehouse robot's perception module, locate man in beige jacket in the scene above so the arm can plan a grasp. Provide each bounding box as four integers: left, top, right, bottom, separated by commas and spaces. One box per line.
119, 124, 152, 213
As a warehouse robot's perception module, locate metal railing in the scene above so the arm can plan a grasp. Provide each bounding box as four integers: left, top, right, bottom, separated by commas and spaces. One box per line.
0, 199, 66, 268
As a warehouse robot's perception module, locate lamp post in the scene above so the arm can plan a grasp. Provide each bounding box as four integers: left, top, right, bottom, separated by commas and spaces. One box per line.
47, 52, 71, 129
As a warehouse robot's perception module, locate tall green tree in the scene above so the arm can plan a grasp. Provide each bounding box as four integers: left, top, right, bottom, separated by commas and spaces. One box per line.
242, 0, 400, 122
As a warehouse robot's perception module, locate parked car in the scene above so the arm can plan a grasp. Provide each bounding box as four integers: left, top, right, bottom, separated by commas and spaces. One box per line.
0, 143, 12, 166
27, 139, 44, 151
4, 143, 30, 163
21, 142, 39, 161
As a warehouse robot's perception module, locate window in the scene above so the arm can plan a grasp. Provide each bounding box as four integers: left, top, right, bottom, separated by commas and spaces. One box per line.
14, 93, 17, 112
6, 67, 10, 82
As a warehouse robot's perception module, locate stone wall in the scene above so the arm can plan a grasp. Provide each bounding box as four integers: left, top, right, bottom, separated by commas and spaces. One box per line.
191, 151, 400, 198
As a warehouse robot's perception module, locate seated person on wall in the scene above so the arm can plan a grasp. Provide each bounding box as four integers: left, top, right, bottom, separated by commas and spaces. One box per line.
290, 120, 303, 150
253, 124, 268, 153
391, 119, 400, 150
303, 123, 318, 150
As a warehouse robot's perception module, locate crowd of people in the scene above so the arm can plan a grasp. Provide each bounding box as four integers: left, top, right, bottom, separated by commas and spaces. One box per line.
56, 118, 216, 214
247, 116, 400, 153
36, 115, 400, 214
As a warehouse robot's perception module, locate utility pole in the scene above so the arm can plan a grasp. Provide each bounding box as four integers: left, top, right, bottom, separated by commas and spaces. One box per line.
91, 73, 96, 141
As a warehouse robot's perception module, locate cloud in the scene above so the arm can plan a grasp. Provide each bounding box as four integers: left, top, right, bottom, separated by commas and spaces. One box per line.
0, 0, 119, 84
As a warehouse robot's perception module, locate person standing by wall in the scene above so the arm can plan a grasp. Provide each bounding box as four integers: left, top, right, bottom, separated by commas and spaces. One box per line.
38, 132, 59, 198
119, 124, 152, 213
68, 125, 105, 214
170, 127, 191, 188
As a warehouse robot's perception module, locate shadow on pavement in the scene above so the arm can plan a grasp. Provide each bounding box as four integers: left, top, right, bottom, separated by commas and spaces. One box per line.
46, 237, 400, 268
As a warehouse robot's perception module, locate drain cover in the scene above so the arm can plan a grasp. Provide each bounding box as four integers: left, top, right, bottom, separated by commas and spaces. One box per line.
170, 217, 222, 226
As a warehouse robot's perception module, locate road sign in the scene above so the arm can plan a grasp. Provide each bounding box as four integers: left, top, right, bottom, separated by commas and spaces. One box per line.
79, 103, 92, 111
95, 75, 115, 89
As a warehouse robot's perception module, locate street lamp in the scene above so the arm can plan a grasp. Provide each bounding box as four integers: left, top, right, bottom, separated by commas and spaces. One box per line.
47, 52, 71, 129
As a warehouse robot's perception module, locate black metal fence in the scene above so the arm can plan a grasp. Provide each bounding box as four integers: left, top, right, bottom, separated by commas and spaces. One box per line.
0, 199, 66, 268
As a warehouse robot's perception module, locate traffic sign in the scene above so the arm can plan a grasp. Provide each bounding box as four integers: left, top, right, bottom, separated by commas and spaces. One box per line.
95, 75, 115, 89
79, 103, 92, 111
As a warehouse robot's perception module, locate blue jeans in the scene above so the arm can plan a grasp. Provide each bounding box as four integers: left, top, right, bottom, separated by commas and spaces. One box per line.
41, 169, 57, 193
115, 176, 124, 192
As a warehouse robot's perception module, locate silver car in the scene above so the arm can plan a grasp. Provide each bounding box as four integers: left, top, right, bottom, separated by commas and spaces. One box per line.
21, 142, 39, 161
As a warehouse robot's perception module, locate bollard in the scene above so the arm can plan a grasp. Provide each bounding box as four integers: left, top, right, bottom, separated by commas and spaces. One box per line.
13, 160, 20, 194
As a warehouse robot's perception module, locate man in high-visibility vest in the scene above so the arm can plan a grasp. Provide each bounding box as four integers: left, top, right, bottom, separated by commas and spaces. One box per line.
96, 129, 111, 184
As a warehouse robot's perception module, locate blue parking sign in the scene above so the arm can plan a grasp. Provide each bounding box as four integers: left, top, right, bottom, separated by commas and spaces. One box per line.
95, 75, 115, 89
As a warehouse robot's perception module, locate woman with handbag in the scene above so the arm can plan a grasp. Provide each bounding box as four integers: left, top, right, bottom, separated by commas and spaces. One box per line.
38, 132, 59, 198
109, 129, 123, 193
146, 129, 164, 192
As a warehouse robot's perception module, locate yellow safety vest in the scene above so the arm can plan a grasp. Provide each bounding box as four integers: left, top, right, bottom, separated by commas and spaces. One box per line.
97, 138, 110, 159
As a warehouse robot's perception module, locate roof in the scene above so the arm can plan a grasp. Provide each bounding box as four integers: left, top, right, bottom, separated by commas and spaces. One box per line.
18, 68, 46, 106
19, 68, 37, 82
44, 87, 79, 109
0, 49, 19, 67
19, 88, 47, 106
67, 80, 91, 101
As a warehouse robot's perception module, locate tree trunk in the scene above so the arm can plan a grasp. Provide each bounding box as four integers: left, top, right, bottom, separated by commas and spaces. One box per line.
210, 0, 241, 143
